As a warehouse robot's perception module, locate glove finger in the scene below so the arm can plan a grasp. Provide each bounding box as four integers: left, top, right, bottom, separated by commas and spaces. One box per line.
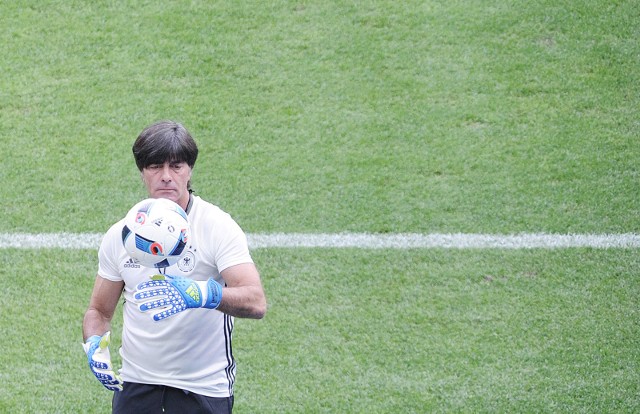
99, 331, 111, 349
94, 371, 118, 381
91, 360, 110, 370
91, 354, 113, 370
134, 286, 173, 301
105, 384, 123, 392
136, 279, 169, 290
102, 377, 122, 385
134, 290, 161, 301
101, 374, 124, 391
152, 307, 182, 322
138, 298, 173, 311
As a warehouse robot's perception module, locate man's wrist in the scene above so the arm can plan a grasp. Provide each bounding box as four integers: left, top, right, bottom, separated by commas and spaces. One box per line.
203, 278, 223, 309
83, 335, 101, 354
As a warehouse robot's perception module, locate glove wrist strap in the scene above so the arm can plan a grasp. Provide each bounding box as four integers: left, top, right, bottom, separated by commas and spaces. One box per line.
202, 278, 223, 309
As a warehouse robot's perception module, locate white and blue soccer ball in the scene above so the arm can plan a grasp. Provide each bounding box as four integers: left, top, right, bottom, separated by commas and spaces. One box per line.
121, 198, 190, 269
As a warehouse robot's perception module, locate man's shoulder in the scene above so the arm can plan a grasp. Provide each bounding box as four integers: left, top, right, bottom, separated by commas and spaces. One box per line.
99, 217, 127, 246
191, 195, 230, 218
104, 217, 126, 236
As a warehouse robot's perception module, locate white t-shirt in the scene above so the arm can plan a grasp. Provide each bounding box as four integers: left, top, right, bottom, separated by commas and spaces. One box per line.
97, 195, 253, 397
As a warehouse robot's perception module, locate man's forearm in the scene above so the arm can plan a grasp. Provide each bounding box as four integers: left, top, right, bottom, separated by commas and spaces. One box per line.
216, 285, 267, 319
82, 308, 112, 341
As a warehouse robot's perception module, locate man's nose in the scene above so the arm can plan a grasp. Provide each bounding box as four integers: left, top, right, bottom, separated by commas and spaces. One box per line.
161, 164, 172, 181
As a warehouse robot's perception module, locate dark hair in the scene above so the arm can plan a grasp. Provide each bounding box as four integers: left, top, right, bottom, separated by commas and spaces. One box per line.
132, 120, 199, 171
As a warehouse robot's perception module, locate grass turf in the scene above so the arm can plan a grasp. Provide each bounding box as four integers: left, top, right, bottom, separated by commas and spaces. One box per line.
0, 0, 638, 412
0, 248, 638, 412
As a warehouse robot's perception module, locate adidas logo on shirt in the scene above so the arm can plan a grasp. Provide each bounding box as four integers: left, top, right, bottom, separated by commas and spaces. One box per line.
124, 258, 141, 269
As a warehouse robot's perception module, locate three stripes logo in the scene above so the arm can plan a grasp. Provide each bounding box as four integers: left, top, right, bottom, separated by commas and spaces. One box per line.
124, 257, 141, 269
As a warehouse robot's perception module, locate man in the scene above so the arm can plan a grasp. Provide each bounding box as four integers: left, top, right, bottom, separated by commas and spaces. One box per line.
82, 120, 267, 413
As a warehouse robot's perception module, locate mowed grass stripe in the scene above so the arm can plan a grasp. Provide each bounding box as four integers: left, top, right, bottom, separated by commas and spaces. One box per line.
1, 233, 639, 249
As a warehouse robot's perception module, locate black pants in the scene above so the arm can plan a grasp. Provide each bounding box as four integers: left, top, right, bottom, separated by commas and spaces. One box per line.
112, 382, 234, 414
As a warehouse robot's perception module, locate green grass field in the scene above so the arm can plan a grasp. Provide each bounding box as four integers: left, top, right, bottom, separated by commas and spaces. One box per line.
0, 1, 638, 413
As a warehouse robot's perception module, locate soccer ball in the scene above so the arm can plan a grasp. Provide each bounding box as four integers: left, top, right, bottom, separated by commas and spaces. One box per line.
121, 198, 190, 269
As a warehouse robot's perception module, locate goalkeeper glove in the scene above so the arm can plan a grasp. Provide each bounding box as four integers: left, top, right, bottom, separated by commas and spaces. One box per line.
82, 331, 123, 391
134, 274, 223, 321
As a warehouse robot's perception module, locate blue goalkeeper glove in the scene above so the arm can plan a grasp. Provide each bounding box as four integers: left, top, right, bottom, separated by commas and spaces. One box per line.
83, 331, 123, 391
134, 274, 223, 321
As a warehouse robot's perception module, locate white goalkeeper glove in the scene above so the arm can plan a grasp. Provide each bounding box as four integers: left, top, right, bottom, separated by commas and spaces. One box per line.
83, 331, 123, 391
134, 274, 223, 321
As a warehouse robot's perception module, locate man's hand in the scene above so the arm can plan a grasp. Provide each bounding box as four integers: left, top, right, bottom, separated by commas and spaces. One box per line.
82, 331, 123, 391
134, 274, 223, 321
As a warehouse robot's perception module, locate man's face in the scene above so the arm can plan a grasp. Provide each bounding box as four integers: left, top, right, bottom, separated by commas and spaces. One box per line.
141, 161, 192, 210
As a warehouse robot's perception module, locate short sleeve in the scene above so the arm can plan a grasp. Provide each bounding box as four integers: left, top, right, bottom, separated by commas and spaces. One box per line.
213, 214, 253, 273
97, 221, 126, 282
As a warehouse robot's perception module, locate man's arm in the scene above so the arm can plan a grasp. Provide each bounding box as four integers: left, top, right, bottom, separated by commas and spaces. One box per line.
83, 276, 125, 340
217, 262, 267, 319
134, 263, 267, 321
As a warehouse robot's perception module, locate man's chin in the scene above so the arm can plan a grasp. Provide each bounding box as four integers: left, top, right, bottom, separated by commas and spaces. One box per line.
152, 190, 177, 201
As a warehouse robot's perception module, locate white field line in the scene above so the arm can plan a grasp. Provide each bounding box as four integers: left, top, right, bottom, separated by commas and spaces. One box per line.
1, 232, 639, 249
